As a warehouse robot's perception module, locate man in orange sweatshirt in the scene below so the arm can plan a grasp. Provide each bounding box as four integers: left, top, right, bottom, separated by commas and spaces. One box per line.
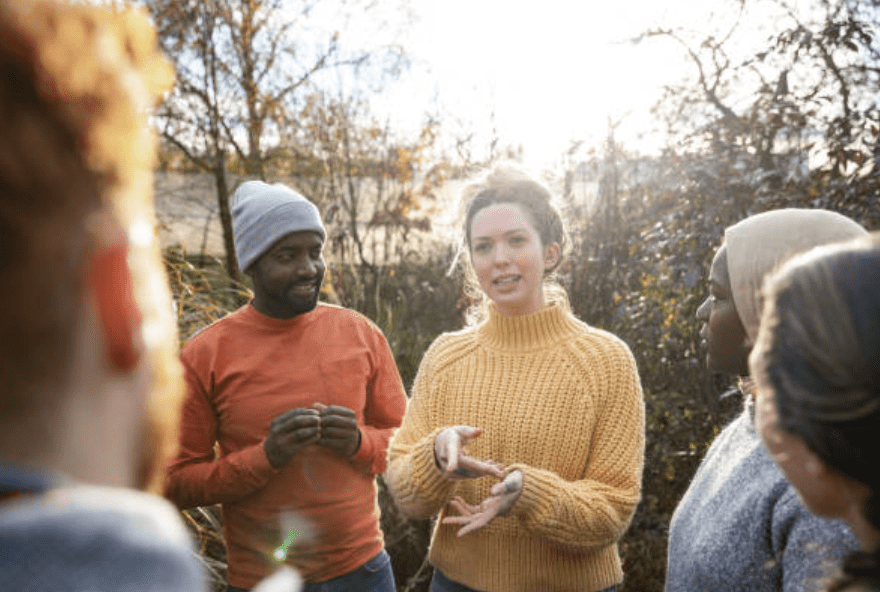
165, 181, 407, 592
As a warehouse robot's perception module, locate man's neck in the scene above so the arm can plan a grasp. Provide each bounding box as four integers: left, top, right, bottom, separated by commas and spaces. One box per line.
250, 299, 316, 320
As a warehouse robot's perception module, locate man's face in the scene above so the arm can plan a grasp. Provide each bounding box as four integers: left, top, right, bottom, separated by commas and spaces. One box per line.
248, 231, 325, 319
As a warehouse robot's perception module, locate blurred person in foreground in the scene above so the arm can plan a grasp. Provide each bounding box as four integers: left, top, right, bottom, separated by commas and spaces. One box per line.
0, 1, 213, 590
385, 164, 645, 592
665, 209, 865, 592
164, 179, 407, 592
752, 233, 880, 592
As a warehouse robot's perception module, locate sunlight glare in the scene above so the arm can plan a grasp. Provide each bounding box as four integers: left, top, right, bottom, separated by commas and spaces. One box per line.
381, 0, 723, 169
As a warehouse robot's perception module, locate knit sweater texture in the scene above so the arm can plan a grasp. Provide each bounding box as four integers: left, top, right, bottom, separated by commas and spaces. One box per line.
665, 399, 857, 592
386, 304, 645, 592
164, 303, 406, 588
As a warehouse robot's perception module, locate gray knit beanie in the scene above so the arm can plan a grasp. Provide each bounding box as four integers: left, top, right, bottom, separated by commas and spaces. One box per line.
232, 181, 326, 272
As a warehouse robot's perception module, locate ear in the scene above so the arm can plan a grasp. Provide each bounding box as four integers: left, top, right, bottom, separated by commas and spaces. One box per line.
89, 235, 143, 373
543, 242, 561, 271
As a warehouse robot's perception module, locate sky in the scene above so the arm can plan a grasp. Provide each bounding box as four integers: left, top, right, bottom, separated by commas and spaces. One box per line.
300, 0, 799, 172
371, 0, 737, 170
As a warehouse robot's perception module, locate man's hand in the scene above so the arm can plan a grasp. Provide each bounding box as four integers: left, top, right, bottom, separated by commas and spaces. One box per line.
263, 408, 321, 469
434, 426, 505, 480
441, 469, 523, 536
313, 403, 361, 458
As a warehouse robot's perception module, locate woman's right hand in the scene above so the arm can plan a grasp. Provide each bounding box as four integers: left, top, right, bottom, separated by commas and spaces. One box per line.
434, 426, 505, 480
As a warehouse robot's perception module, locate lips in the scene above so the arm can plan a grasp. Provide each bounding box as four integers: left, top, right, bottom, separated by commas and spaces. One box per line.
289, 282, 319, 296
492, 275, 521, 285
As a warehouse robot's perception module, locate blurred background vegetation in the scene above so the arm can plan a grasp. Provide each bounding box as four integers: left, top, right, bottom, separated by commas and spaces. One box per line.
147, 0, 880, 590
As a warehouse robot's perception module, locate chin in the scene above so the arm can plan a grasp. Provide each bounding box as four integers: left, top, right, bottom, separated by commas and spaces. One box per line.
289, 296, 319, 316
705, 352, 738, 376
490, 290, 527, 307
794, 489, 842, 519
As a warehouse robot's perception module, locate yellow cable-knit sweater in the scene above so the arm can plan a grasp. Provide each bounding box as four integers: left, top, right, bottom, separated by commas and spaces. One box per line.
386, 304, 645, 592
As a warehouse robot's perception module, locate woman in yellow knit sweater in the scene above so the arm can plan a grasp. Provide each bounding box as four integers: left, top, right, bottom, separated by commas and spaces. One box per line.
385, 165, 645, 592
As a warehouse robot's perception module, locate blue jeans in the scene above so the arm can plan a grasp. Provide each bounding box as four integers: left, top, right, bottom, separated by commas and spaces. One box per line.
227, 550, 394, 592
430, 568, 617, 592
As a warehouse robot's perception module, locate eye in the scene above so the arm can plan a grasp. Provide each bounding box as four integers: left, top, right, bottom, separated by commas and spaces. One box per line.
473, 242, 491, 253
509, 234, 527, 245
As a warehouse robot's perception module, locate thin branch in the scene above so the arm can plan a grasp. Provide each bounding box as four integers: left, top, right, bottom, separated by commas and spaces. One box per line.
161, 130, 212, 172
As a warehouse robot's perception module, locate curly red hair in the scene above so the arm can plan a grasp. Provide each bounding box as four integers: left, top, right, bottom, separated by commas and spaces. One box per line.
0, 0, 178, 493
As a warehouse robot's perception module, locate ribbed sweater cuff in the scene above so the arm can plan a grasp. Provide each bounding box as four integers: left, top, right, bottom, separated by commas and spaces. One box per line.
412, 428, 456, 496
507, 463, 556, 519
391, 428, 456, 516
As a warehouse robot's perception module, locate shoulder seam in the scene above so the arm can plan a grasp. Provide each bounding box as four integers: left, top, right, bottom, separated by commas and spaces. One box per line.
184, 309, 241, 344
424, 330, 480, 374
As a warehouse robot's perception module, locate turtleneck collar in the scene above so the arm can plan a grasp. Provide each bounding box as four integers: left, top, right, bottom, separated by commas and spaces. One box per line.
477, 303, 582, 352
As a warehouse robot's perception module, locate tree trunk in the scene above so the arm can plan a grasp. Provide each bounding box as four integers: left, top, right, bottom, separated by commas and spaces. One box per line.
213, 161, 239, 279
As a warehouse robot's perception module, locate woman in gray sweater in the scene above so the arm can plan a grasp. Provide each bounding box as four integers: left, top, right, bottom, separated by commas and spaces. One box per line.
665, 209, 864, 592
751, 234, 880, 592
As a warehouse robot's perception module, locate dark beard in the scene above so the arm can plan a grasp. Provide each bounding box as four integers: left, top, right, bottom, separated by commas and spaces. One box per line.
277, 271, 324, 318
286, 287, 320, 316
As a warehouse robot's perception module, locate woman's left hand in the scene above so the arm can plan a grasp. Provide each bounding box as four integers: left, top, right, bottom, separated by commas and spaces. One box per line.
441, 470, 523, 536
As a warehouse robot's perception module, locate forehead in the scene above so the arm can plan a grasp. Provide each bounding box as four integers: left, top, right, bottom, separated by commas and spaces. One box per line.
470, 203, 536, 239
709, 245, 730, 286
268, 230, 324, 251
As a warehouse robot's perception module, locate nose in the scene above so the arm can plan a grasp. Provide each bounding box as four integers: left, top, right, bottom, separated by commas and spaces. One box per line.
492, 244, 511, 266
296, 255, 318, 277
696, 296, 710, 322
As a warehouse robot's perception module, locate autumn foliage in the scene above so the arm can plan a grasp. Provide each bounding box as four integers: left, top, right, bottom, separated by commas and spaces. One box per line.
157, 0, 879, 590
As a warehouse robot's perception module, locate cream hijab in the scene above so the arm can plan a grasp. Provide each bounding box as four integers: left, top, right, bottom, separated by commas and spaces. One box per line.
724, 208, 868, 343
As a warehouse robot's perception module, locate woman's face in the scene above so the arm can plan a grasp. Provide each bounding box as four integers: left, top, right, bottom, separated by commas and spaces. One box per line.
755, 389, 850, 518
469, 202, 558, 317
696, 245, 751, 375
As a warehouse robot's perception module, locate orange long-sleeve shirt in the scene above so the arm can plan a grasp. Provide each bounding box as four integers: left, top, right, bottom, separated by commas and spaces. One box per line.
164, 303, 406, 588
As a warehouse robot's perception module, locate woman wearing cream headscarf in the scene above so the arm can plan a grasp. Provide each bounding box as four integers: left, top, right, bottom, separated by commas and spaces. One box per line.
665, 209, 866, 592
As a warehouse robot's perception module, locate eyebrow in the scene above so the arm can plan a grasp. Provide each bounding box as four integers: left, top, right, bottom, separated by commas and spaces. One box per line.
473, 228, 530, 240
